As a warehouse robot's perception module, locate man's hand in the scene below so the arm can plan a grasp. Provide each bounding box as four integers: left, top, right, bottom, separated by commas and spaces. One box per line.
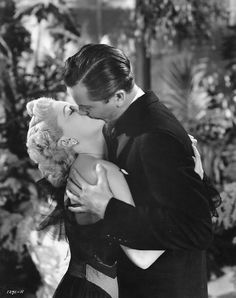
66, 164, 113, 219
189, 134, 204, 180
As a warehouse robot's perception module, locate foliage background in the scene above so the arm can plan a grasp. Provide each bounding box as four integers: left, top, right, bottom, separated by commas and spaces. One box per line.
0, 0, 236, 297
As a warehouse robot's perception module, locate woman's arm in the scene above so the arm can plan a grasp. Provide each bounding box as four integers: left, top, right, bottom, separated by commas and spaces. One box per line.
120, 246, 164, 270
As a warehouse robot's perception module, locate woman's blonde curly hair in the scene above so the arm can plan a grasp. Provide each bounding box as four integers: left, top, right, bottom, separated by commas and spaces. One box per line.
26, 97, 77, 187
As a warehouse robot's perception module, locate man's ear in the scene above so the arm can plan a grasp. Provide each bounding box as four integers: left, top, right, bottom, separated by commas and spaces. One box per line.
113, 90, 126, 108
57, 136, 79, 148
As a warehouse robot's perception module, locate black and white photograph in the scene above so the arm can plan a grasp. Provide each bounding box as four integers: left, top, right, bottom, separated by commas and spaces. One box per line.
0, 0, 236, 297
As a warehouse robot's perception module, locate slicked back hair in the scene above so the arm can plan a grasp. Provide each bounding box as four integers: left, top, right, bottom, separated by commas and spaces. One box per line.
63, 44, 134, 102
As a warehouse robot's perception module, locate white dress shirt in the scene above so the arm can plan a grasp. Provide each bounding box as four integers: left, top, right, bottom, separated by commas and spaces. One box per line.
130, 87, 145, 105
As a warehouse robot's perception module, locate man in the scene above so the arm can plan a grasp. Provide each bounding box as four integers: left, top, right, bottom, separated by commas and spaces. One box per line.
64, 44, 215, 298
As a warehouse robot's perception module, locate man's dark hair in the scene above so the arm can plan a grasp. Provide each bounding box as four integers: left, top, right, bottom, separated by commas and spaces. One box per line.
63, 44, 134, 102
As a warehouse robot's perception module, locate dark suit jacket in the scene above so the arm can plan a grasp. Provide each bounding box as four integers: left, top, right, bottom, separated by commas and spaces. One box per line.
102, 91, 213, 298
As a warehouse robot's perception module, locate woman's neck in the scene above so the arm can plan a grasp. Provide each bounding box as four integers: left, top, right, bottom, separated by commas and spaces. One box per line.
74, 125, 106, 159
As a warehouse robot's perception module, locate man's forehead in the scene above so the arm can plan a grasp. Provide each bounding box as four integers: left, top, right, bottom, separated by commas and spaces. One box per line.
67, 84, 90, 104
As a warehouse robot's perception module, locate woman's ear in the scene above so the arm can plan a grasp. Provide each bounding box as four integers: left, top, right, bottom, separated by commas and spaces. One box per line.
58, 137, 79, 148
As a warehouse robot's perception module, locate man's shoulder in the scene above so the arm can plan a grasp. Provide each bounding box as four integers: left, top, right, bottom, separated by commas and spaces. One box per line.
130, 92, 192, 153
116, 90, 189, 146
130, 91, 179, 126
137, 94, 185, 136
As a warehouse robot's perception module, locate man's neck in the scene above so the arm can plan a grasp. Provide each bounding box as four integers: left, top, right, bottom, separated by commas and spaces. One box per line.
110, 84, 144, 124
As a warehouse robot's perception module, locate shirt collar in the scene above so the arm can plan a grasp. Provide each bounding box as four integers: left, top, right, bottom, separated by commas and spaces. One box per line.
130, 87, 145, 104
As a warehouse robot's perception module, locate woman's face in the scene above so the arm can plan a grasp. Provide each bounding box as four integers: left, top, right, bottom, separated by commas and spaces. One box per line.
52, 101, 104, 140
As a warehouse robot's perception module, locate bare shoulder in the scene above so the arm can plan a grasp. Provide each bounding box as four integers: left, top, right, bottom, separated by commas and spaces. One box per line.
70, 155, 99, 184
70, 155, 120, 184
71, 155, 118, 170
96, 159, 120, 172
71, 154, 97, 168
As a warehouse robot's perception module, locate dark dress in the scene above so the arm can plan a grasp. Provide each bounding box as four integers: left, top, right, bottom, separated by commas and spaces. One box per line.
51, 204, 118, 298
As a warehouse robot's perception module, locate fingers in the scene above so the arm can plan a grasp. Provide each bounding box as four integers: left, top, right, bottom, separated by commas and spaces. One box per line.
66, 191, 86, 213
96, 164, 108, 186
192, 143, 200, 158
68, 205, 87, 213
66, 190, 81, 205
67, 175, 81, 190
70, 167, 87, 189
188, 134, 196, 141
192, 145, 204, 180
188, 134, 197, 145
64, 192, 70, 205
67, 167, 88, 197
67, 178, 82, 197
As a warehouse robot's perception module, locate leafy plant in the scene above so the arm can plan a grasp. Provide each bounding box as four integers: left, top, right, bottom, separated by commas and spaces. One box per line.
217, 183, 236, 230
0, 0, 80, 294
160, 39, 236, 277
161, 54, 211, 130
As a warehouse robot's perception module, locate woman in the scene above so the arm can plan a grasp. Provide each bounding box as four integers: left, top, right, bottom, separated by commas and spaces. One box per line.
26, 97, 203, 298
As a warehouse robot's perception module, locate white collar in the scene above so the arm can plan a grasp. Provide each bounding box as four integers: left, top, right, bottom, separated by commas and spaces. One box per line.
131, 87, 145, 104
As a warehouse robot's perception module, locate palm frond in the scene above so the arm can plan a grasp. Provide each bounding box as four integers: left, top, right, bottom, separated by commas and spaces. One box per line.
161, 54, 210, 129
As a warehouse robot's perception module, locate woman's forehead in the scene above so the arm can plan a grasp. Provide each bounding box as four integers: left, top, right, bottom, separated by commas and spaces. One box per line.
51, 101, 66, 118
53, 100, 67, 108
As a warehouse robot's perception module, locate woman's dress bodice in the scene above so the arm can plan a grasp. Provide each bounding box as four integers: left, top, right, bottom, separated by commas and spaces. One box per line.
64, 210, 118, 278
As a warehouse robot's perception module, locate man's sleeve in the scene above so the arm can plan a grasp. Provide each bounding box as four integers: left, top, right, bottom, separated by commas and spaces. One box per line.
101, 132, 213, 250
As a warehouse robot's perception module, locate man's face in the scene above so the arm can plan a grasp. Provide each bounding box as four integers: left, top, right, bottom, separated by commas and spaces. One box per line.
67, 83, 119, 122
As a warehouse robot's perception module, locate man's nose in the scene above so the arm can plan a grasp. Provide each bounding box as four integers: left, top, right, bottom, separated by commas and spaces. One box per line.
72, 105, 79, 112
78, 106, 89, 116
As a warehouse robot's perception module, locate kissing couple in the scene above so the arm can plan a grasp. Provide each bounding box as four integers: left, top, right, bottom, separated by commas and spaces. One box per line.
26, 44, 220, 298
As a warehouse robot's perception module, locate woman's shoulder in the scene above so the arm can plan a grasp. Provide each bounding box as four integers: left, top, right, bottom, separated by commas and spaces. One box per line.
73, 155, 119, 170
70, 155, 119, 185
97, 159, 119, 171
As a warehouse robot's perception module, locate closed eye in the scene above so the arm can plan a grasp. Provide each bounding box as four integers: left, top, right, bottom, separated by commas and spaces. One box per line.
69, 106, 74, 115
68, 105, 78, 116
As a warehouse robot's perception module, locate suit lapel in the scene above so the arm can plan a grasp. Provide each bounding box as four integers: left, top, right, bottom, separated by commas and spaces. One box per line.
107, 92, 160, 161
116, 133, 131, 158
